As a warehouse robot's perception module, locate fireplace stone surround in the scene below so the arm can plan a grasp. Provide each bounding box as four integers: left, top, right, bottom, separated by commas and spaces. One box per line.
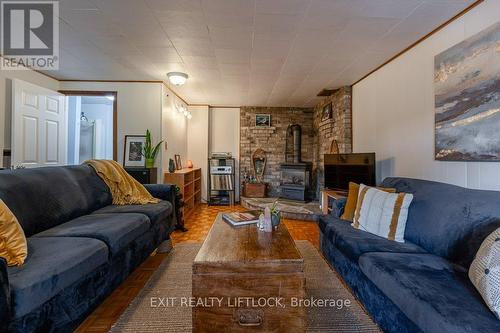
240, 87, 352, 200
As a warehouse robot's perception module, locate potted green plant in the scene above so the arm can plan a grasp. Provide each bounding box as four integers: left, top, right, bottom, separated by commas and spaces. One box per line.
142, 129, 163, 168
270, 200, 281, 229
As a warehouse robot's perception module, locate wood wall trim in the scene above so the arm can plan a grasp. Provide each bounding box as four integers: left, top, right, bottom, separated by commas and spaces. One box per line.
161, 83, 189, 106
59, 90, 118, 161
59, 79, 163, 83
59, 80, 190, 105
351, 0, 484, 87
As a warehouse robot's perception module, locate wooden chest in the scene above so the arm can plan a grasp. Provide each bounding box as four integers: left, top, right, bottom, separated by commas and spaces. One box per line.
243, 183, 267, 198
192, 213, 305, 332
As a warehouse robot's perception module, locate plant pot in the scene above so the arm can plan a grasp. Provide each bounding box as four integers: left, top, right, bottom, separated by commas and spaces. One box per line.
271, 212, 281, 228
145, 158, 155, 168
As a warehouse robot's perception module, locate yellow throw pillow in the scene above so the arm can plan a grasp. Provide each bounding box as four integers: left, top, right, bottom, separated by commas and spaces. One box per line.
340, 182, 396, 221
0, 199, 27, 266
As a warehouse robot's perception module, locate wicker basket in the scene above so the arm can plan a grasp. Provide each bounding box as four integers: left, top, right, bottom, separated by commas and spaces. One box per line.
243, 183, 267, 198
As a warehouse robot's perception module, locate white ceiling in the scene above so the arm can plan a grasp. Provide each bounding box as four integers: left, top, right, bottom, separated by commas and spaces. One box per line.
47, 0, 476, 107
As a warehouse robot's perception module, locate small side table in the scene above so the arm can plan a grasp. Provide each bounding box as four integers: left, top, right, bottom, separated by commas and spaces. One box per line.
321, 189, 347, 214
125, 167, 157, 184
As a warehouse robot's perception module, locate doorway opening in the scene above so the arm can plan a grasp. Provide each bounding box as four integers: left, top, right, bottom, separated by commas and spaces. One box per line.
60, 91, 117, 164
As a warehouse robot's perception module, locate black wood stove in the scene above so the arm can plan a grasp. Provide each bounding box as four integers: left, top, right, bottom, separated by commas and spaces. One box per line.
280, 124, 312, 201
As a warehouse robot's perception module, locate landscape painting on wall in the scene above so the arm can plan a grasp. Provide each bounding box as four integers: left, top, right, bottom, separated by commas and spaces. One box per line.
434, 22, 500, 161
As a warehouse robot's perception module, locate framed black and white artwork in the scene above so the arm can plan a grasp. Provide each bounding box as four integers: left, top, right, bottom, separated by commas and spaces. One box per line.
123, 135, 146, 167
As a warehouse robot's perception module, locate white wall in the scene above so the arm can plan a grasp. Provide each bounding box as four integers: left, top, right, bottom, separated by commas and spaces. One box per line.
162, 86, 188, 178
59, 81, 163, 180
210, 107, 240, 201
0, 69, 59, 167
352, 0, 500, 191
80, 101, 114, 160
187, 105, 209, 201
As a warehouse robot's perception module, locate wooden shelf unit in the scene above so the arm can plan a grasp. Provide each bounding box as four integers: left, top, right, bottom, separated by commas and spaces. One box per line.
164, 168, 202, 217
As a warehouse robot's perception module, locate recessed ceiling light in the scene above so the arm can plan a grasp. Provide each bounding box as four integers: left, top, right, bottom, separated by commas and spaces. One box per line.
167, 72, 188, 86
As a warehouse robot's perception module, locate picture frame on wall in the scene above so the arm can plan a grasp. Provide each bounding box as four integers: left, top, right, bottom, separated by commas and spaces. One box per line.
123, 135, 146, 167
174, 154, 182, 170
255, 114, 271, 127
321, 102, 333, 121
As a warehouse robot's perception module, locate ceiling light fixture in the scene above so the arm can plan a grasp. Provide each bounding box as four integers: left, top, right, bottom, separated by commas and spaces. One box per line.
167, 72, 188, 86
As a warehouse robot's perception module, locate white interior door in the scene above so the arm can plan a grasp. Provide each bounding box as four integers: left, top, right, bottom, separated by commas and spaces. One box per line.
11, 79, 67, 168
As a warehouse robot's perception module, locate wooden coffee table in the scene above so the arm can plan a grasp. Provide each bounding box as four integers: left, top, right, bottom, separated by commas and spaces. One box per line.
192, 213, 305, 332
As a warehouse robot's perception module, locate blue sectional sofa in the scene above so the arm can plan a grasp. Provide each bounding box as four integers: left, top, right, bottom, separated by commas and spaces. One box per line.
0, 165, 177, 333
320, 177, 500, 333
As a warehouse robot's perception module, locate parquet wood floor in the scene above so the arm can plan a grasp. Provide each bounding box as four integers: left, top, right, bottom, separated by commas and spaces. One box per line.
75, 204, 320, 333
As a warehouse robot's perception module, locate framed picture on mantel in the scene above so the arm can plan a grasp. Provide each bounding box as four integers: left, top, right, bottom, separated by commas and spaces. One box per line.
255, 114, 271, 127
321, 102, 332, 121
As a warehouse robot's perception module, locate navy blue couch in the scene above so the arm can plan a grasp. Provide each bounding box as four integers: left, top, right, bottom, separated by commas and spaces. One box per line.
320, 177, 500, 333
0, 165, 177, 333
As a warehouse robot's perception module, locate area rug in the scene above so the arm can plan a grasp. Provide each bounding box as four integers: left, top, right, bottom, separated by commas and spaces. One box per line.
110, 241, 380, 332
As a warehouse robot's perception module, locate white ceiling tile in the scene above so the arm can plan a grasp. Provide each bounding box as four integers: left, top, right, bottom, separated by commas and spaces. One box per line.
93, 0, 156, 25
209, 27, 253, 49
52, 0, 475, 106
337, 17, 402, 44
299, 10, 349, 31
60, 10, 123, 38
182, 55, 219, 66
307, 0, 367, 18
357, 0, 423, 18
252, 37, 292, 60
254, 13, 300, 34
162, 25, 210, 39
145, 0, 203, 12
60, 0, 98, 13
251, 59, 284, 72
215, 49, 251, 64
204, 14, 254, 28
201, 0, 255, 16
171, 38, 215, 56
139, 47, 183, 64
154, 11, 205, 25
255, 0, 309, 15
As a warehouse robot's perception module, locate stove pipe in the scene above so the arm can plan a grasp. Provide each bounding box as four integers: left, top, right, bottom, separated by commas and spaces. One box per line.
291, 124, 301, 163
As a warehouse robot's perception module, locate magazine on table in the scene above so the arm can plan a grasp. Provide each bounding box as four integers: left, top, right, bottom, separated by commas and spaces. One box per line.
222, 210, 261, 226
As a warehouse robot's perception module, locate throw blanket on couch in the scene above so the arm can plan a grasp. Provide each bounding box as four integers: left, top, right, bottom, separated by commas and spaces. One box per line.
85, 160, 160, 205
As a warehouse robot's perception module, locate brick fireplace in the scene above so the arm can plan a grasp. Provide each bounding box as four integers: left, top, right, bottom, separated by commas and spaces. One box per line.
239, 87, 352, 200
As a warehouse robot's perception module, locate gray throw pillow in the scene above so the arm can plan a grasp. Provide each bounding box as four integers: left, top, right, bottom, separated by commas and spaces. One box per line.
469, 227, 500, 320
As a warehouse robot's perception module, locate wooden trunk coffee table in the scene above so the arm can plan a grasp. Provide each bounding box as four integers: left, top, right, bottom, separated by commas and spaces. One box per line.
192, 213, 305, 332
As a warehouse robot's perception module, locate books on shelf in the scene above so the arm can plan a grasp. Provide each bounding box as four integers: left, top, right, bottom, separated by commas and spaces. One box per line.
222, 210, 261, 226
210, 174, 233, 190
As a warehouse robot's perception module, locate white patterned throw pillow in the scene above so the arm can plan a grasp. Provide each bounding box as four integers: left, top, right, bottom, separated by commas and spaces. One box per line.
352, 184, 413, 243
469, 227, 500, 319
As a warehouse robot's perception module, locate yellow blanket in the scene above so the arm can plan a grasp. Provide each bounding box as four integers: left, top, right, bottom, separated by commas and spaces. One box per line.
85, 160, 160, 205
0, 199, 27, 266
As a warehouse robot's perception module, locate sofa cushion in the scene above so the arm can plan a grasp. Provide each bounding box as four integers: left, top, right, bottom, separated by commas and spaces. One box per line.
0, 165, 112, 237
7, 237, 108, 319
359, 252, 500, 333
381, 177, 500, 267
33, 213, 150, 256
91, 201, 172, 227
319, 215, 426, 262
